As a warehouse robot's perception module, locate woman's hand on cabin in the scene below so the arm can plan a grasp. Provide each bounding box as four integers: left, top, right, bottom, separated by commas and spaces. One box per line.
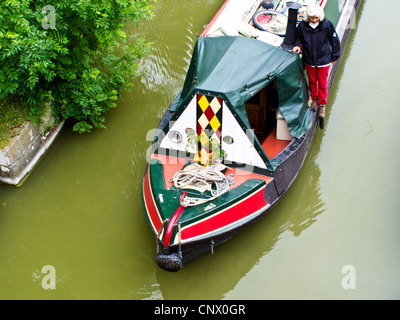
292, 46, 301, 53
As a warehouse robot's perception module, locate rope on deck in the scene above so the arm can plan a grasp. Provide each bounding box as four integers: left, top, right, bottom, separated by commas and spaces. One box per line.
170, 163, 234, 207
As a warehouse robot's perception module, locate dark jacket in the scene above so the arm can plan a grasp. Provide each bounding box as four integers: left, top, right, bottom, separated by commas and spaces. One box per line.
295, 18, 341, 66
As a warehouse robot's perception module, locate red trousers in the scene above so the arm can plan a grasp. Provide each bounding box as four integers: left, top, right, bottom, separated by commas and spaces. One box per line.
305, 64, 331, 105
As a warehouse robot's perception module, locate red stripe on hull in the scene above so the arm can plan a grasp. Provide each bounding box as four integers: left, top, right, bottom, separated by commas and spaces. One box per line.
180, 186, 268, 242
200, 0, 232, 37
143, 167, 163, 234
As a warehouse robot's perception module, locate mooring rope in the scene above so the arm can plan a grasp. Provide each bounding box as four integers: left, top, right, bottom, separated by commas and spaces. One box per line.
170, 163, 234, 207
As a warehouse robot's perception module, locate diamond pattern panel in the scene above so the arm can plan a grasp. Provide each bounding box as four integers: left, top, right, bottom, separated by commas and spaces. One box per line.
196, 94, 223, 165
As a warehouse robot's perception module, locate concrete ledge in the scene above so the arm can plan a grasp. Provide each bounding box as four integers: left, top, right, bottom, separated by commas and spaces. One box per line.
0, 119, 65, 186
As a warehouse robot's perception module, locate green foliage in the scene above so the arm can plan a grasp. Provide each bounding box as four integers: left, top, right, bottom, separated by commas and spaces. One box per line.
0, 0, 154, 133
185, 129, 227, 166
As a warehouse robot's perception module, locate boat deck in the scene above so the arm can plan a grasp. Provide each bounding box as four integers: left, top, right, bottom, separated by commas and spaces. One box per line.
260, 128, 291, 159
150, 154, 274, 191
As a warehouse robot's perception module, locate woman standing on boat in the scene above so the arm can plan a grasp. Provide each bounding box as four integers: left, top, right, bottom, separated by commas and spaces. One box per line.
293, 4, 341, 128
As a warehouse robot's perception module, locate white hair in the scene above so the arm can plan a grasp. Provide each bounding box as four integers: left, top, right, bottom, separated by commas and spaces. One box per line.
305, 4, 325, 21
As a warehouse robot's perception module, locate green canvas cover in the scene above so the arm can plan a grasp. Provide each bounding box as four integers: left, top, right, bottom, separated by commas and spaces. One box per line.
175, 36, 312, 139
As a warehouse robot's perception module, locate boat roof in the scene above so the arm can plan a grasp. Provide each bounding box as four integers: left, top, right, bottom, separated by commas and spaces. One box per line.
172, 36, 313, 139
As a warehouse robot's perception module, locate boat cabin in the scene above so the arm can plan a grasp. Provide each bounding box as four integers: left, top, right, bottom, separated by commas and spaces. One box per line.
154, 36, 312, 173
244, 79, 294, 160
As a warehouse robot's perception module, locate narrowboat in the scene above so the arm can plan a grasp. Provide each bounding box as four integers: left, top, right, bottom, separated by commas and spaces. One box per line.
141, 0, 361, 271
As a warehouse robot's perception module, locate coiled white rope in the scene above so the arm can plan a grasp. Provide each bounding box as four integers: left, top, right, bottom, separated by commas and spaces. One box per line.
170, 163, 234, 207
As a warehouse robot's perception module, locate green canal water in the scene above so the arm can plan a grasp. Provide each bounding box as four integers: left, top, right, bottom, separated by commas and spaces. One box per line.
1, 0, 399, 299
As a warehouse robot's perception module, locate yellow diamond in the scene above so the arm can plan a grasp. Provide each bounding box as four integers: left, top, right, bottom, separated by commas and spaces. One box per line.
199, 131, 209, 145
198, 95, 210, 112
209, 115, 221, 130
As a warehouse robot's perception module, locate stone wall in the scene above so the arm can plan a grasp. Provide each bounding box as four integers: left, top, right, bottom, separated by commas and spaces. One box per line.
0, 119, 64, 186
